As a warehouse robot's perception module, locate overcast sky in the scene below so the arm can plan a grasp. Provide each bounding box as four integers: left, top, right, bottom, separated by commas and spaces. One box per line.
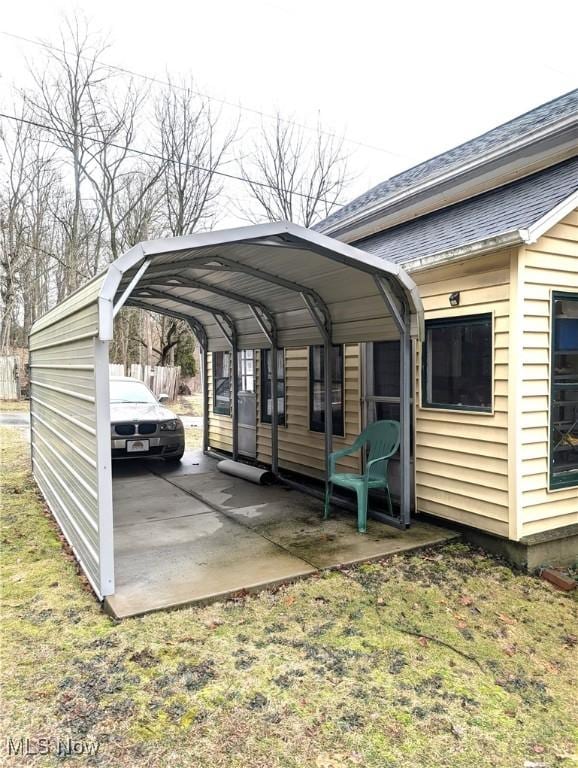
1, 0, 577, 222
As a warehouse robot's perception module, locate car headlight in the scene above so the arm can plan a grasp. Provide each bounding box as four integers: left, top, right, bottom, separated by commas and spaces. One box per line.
160, 419, 180, 432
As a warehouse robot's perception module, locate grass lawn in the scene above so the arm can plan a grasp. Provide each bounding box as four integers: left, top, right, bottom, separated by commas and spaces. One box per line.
0, 398, 29, 412
170, 393, 203, 417
1, 426, 577, 767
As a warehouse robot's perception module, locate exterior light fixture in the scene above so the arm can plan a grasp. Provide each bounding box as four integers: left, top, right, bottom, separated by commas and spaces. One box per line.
449, 292, 460, 307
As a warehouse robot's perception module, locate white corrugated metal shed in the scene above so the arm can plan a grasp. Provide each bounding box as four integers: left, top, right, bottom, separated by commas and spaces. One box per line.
29, 222, 423, 600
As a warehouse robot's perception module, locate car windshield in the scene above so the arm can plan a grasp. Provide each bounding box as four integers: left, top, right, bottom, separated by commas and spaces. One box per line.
110, 379, 157, 405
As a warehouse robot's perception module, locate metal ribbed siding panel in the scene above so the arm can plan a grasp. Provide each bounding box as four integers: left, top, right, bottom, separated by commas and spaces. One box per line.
29, 274, 113, 598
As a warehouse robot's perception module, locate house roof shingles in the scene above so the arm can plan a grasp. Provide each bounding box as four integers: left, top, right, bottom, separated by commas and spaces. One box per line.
318, 88, 578, 233
354, 156, 578, 265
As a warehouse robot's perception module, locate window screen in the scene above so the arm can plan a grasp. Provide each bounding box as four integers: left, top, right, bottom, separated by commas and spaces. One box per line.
423, 314, 492, 411
309, 345, 344, 435
370, 340, 402, 422
213, 351, 231, 415
260, 349, 286, 425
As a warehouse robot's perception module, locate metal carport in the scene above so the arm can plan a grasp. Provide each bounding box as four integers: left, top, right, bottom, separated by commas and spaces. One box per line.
29, 221, 424, 600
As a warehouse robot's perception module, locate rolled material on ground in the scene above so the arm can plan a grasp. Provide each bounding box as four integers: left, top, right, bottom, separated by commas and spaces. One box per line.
217, 459, 274, 485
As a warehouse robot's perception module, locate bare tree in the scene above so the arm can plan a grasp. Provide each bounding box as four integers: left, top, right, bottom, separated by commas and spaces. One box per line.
0, 108, 76, 349
239, 113, 349, 227
116, 172, 159, 249
80, 83, 165, 260
2, 16, 241, 372
25, 15, 109, 293
19, 137, 64, 328
0, 110, 35, 351
136, 316, 181, 365
155, 78, 236, 236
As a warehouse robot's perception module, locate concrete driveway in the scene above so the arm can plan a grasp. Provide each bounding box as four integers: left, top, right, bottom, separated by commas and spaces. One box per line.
106, 450, 457, 618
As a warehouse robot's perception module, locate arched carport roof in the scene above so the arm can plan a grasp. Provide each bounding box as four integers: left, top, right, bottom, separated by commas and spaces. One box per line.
100, 221, 424, 348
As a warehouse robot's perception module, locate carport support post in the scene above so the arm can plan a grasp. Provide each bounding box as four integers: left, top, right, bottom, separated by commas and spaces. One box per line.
300, 293, 333, 483
271, 343, 279, 474
201, 345, 209, 453
374, 275, 411, 528
399, 324, 411, 528
324, 340, 333, 483
231, 336, 239, 460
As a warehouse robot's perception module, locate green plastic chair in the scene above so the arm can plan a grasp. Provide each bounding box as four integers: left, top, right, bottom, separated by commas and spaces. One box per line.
324, 420, 400, 533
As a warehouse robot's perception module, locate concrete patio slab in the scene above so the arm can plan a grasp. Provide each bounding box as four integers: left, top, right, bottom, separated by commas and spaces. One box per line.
113, 493, 212, 527
112, 474, 212, 524
107, 498, 316, 619
106, 450, 458, 618
254, 514, 459, 569
164, 469, 304, 511
155, 464, 456, 566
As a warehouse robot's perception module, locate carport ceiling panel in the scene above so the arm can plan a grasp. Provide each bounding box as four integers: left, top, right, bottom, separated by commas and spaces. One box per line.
192, 244, 397, 323
139, 283, 322, 341
155, 285, 256, 322
113, 225, 422, 348
146, 270, 305, 318
134, 288, 275, 349
224, 246, 399, 344
180, 271, 298, 313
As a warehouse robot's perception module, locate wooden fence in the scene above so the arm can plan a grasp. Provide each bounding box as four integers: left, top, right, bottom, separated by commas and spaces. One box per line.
109, 364, 181, 401
0, 356, 20, 400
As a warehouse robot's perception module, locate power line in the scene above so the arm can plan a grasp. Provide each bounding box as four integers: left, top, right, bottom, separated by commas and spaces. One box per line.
0, 27, 407, 159
0, 110, 345, 208
24, 243, 92, 280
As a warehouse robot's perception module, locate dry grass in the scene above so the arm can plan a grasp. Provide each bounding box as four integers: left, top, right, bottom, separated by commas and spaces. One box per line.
0, 398, 29, 412
1, 426, 577, 767
170, 394, 203, 417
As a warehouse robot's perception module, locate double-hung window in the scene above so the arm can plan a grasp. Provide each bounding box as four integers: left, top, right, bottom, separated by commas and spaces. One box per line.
550, 292, 578, 489
213, 351, 231, 415
309, 345, 344, 435
260, 349, 285, 425
422, 313, 492, 412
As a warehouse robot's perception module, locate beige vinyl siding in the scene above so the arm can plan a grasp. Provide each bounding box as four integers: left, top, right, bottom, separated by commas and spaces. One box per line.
207, 352, 232, 452
413, 251, 513, 537
518, 208, 578, 537
256, 345, 362, 478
